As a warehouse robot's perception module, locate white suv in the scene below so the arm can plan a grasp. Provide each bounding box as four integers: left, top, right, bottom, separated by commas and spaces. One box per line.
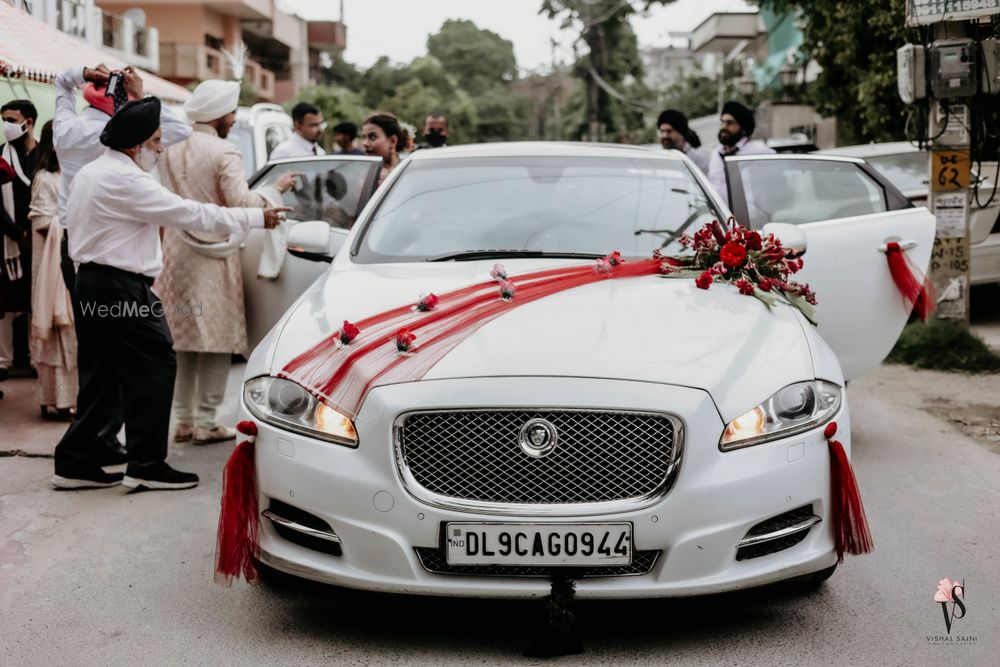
227, 103, 293, 178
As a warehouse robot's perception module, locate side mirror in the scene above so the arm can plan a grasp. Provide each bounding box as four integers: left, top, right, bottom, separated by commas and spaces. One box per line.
763, 222, 807, 258
287, 220, 337, 263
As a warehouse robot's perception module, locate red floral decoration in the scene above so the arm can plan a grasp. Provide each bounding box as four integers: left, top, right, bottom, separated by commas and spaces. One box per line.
339, 320, 360, 345
490, 263, 507, 281
606, 251, 624, 266
395, 328, 417, 352
670, 219, 818, 323
415, 293, 439, 312
499, 280, 517, 300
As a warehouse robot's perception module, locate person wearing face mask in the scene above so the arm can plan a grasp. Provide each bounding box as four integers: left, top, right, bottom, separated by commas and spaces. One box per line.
416, 111, 449, 150
52, 96, 290, 490
155, 80, 299, 446
1, 100, 39, 383
707, 101, 774, 202
271, 102, 327, 159
28, 120, 77, 420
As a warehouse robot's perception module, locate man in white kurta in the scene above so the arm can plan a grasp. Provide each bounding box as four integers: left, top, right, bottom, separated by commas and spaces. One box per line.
156, 80, 298, 445
707, 101, 776, 206
52, 96, 286, 491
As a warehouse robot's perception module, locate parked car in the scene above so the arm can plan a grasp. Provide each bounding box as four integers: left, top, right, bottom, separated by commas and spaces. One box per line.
236, 142, 933, 597
815, 142, 1000, 286
227, 103, 294, 178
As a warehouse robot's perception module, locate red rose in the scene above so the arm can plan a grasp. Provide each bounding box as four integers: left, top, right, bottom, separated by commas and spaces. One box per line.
395, 328, 417, 352
745, 230, 763, 251
720, 242, 747, 268
758, 277, 773, 292
499, 280, 517, 300
735, 278, 755, 296
416, 293, 439, 312
607, 251, 623, 266
339, 320, 360, 345
695, 271, 713, 289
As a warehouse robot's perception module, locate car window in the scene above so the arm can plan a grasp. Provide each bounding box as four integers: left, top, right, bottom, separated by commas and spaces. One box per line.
265, 124, 291, 160
355, 156, 719, 262
254, 159, 375, 229
227, 125, 256, 179
864, 152, 927, 192
734, 159, 888, 228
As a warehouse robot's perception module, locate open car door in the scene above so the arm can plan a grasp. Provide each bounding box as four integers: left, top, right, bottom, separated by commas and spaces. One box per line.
725, 154, 935, 379
241, 155, 382, 350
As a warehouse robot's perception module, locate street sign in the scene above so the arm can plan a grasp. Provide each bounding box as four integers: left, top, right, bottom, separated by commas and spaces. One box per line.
931, 149, 971, 191
907, 0, 1000, 26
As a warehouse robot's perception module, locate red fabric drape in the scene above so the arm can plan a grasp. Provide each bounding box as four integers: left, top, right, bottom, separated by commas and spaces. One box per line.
824, 421, 874, 562
885, 242, 933, 321
214, 420, 260, 584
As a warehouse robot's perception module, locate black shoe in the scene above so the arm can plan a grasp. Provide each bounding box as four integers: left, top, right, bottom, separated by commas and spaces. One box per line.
52, 465, 124, 490
123, 462, 199, 491
96, 443, 128, 467
0, 368, 8, 382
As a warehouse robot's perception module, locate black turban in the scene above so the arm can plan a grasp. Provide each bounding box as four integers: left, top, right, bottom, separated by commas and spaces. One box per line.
100, 96, 161, 149
656, 109, 689, 136
722, 101, 755, 136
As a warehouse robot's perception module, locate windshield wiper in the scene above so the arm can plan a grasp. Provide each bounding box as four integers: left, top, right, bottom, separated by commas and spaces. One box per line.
427, 250, 605, 262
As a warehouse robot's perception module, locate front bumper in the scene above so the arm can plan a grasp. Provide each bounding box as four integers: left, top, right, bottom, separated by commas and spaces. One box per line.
249, 376, 841, 599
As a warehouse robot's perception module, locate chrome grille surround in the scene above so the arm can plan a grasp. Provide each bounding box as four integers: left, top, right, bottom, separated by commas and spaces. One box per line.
393, 408, 683, 516
414, 547, 661, 578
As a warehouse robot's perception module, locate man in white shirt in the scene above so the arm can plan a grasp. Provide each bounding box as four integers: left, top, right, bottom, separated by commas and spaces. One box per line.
52, 65, 192, 465
52, 97, 288, 491
707, 101, 775, 204
270, 102, 326, 159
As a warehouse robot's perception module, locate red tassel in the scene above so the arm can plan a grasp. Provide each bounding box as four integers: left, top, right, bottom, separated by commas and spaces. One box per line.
824, 422, 874, 562
214, 422, 260, 585
884, 242, 934, 321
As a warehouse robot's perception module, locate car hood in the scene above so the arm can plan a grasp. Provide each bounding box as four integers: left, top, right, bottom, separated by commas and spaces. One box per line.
268, 261, 817, 421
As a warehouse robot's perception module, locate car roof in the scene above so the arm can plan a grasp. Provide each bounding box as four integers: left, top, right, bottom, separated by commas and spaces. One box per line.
407, 141, 687, 161
816, 141, 921, 158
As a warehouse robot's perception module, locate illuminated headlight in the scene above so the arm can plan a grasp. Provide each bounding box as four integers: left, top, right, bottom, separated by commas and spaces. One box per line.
720, 380, 842, 451
243, 376, 358, 447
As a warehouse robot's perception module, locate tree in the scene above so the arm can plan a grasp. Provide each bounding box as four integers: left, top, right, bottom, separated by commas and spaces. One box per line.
289, 85, 368, 151
377, 79, 478, 144
541, 1, 673, 141
759, 0, 911, 143
427, 19, 518, 96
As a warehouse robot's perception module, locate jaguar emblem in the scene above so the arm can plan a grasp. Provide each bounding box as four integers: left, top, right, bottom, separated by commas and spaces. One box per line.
518, 418, 559, 458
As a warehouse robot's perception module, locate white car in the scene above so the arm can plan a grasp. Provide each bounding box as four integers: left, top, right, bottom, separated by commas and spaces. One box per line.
237, 142, 933, 598
227, 103, 294, 178
815, 142, 1000, 286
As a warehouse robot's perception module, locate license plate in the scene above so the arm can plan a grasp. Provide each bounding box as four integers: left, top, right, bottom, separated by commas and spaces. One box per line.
444, 522, 632, 566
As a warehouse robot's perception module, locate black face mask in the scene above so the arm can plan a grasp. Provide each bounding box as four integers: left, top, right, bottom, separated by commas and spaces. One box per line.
423, 129, 446, 147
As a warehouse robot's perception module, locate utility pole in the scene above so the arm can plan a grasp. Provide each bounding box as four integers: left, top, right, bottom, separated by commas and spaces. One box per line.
903, 1, 1000, 325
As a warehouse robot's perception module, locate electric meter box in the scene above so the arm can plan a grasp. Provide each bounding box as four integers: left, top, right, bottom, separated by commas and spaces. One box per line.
897, 43, 927, 103
931, 38, 978, 98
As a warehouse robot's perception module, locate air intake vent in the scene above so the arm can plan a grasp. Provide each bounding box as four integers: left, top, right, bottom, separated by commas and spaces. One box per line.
736, 505, 820, 561
415, 547, 660, 578
264, 499, 342, 557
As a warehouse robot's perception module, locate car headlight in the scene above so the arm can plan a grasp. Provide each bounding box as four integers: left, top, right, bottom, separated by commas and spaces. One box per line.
243, 376, 358, 447
720, 380, 842, 451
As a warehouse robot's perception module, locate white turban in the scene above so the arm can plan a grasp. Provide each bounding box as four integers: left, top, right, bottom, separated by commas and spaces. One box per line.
184, 80, 240, 123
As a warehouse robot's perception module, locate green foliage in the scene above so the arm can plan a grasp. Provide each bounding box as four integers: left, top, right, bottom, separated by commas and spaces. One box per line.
886, 320, 1000, 373
541, 0, 673, 139
427, 19, 518, 96
760, 0, 911, 144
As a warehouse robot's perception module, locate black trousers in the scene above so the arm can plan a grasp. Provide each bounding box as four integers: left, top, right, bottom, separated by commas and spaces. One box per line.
62, 234, 125, 447
54, 263, 176, 472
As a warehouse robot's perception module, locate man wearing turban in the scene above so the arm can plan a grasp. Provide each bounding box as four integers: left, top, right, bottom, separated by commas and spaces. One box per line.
51, 97, 289, 491
657, 109, 708, 174
155, 80, 299, 446
707, 101, 775, 202
51, 64, 192, 466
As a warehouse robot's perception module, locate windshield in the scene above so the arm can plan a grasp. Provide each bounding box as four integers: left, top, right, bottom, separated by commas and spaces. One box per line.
864, 152, 927, 193
354, 156, 719, 263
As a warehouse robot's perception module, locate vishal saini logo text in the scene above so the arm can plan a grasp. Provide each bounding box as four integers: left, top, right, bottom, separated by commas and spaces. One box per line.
927, 578, 976, 645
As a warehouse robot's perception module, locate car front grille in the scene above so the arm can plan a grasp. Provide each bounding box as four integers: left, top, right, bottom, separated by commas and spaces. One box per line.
395, 409, 678, 508
415, 547, 660, 578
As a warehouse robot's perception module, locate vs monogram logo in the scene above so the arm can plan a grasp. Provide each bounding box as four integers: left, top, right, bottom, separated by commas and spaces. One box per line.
934, 578, 966, 635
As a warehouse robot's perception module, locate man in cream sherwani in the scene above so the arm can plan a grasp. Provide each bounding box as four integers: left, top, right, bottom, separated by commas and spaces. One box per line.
155, 80, 299, 445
